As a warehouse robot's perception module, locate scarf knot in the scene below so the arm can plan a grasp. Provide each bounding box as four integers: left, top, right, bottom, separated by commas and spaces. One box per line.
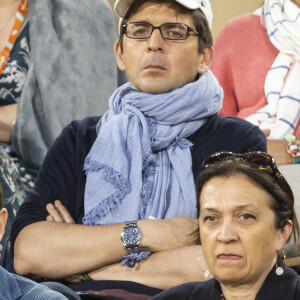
83, 71, 223, 226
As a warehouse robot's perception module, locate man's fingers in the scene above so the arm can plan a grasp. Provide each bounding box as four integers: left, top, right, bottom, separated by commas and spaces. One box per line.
46, 203, 63, 222
54, 200, 75, 224
262, 129, 270, 137
46, 215, 54, 222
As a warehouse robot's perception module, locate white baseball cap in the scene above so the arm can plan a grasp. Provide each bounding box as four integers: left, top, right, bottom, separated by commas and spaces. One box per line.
114, 0, 213, 29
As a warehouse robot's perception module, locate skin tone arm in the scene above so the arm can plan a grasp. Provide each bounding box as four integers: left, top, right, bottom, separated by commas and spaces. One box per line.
82, 245, 209, 290
47, 202, 209, 290
65, 246, 209, 290
14, 200, 199, 279
262, 130, 297, 165
267, 139, 293, 165
0, 103, 17, 142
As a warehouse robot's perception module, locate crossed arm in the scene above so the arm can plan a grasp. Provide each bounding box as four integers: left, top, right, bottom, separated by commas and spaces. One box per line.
14, 200, 208, 290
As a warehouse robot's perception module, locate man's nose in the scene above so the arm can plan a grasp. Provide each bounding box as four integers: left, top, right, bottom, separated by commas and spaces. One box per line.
217, 220, 239, 243
147, 28, 164, 52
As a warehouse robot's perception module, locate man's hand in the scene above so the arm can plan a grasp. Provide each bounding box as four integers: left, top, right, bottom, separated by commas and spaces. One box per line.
262, 129, 270, 138
46, 201, 84, 282
139, 216, 199, 252
46, 200, 75, 223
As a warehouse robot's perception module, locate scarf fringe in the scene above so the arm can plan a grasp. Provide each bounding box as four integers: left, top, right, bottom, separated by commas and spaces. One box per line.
146, 117, 156, 142
139, 152, 156, 219
83, 159, 130, 225
121, 250, 152, 266
175, 137, 193, 149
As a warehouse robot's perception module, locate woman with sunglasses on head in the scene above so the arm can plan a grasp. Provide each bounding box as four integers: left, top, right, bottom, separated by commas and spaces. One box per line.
152, 152, 300, 299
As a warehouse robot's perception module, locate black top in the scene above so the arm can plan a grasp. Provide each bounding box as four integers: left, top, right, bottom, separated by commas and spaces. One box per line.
151, 259, 300, 299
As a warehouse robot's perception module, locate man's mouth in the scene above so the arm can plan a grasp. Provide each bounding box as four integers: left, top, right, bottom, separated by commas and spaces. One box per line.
144, 65, 166, 71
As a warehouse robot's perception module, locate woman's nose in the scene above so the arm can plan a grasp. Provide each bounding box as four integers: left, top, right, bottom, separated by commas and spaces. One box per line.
217, 220, 239, 243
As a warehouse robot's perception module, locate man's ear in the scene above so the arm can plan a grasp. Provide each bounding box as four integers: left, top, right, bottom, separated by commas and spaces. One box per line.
275, 220, 293, 252
0, 208, 8, 242
114, 41, 126, 71
197, 46, 214, 74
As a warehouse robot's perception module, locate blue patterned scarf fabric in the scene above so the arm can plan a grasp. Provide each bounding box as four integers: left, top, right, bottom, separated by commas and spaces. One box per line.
83, 70, 223, 226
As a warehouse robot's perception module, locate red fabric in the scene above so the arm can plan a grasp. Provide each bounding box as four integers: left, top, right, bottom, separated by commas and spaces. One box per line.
211, 13, 300, 136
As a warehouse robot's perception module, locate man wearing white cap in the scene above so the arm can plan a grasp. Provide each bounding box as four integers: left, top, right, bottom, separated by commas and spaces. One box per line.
10, 0, 266, 297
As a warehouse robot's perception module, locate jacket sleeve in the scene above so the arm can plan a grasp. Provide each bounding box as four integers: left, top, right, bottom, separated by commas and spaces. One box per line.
241, 122, 267, 153
10, 118, 95, 252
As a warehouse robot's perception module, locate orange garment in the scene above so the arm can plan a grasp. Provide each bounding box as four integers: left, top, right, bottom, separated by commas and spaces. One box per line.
0, 0, 28, 77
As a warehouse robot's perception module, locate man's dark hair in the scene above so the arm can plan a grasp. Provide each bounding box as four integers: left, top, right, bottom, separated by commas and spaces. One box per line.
196, 157, 300, 246
118, 0, 213, 53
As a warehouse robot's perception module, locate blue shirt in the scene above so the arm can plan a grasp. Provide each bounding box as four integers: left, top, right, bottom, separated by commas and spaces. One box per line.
0, 266, 67, 299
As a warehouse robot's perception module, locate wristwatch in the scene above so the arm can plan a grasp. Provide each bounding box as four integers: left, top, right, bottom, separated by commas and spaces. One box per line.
121, 221, 141, 254
285, 135, 300, 164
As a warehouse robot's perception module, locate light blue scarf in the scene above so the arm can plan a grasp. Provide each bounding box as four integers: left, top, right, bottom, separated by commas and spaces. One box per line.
83, 70, 223, 225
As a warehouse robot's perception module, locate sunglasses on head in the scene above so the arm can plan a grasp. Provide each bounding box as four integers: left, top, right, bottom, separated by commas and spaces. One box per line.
202, 151, 293, 200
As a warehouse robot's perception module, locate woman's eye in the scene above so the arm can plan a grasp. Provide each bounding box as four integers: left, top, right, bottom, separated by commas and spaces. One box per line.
241, 214, 256, 221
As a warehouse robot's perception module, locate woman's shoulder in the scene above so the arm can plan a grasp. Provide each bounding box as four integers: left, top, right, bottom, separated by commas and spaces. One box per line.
151, 279, 220, 300
257, 262, 300, 299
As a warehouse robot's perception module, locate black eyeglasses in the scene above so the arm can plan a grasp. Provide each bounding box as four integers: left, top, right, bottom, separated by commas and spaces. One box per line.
122, 22, 200, 40
202, 151, 293, 199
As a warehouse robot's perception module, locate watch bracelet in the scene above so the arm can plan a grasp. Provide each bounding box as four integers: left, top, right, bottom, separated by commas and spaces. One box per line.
285, 135, 300, 164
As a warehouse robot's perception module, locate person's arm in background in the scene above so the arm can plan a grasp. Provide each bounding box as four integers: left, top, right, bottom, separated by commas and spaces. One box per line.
262, 129, 297, 165
267, 139, 294, 165
0, 104, 17, 142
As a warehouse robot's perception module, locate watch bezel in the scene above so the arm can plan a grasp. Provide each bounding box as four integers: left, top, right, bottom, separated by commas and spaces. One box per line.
121, 222, 141, 249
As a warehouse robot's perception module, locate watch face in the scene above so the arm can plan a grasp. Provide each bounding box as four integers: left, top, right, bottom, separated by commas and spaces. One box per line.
122, 227, 140, 245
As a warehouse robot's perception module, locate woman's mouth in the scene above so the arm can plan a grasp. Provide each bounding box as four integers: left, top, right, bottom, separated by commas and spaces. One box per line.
217, 254, 242, 260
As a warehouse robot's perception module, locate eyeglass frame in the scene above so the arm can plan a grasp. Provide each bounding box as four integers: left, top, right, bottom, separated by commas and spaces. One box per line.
202, 151, 294, 201
122, 21, 200, 40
